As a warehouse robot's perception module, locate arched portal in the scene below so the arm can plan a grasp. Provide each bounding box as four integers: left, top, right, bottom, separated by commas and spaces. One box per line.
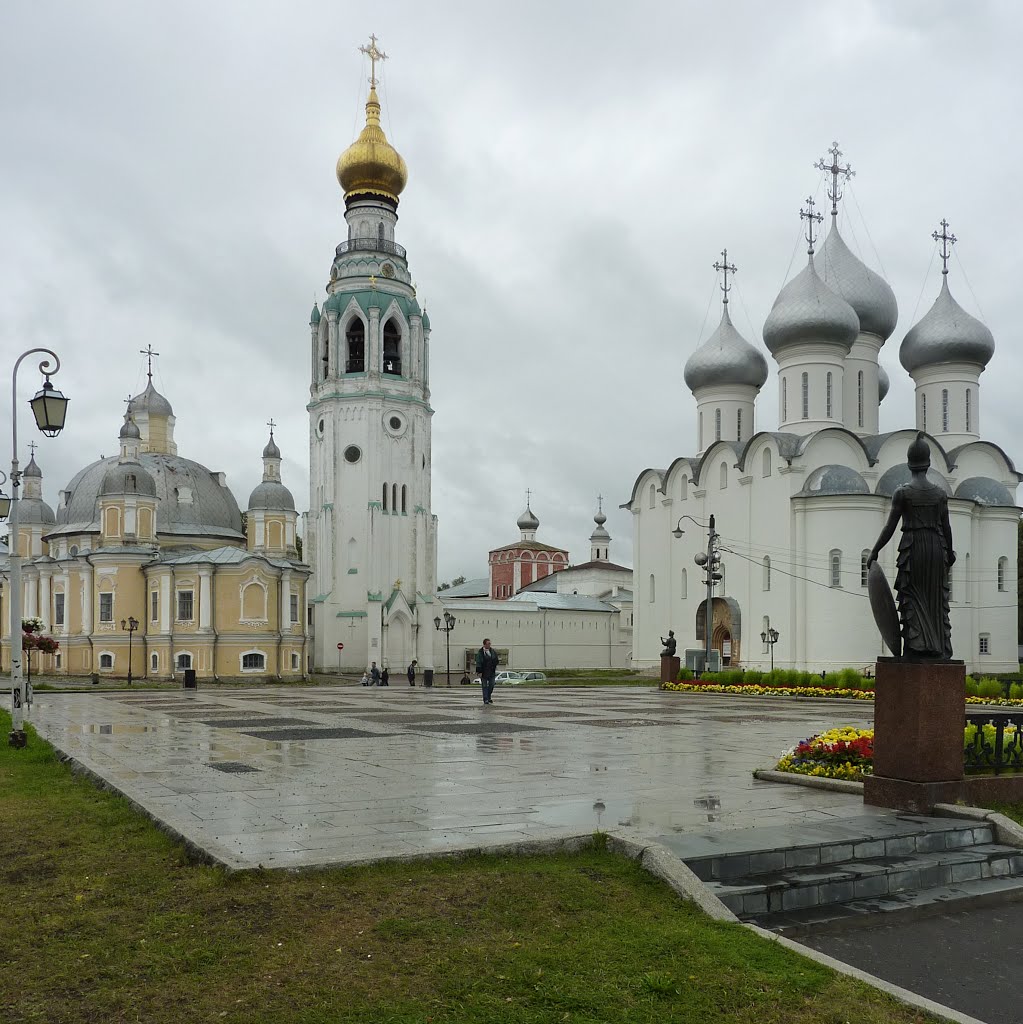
383, 612, 411, 672
695, 596, 742, 667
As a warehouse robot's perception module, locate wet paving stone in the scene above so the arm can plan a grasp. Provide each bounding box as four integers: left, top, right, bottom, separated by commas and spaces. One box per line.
240, 726, 397, 741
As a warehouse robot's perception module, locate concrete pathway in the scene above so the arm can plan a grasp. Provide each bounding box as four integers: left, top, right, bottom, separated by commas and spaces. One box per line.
28, 685, 875, 870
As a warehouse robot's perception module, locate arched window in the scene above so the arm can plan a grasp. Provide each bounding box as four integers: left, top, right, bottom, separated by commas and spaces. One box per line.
736, 408, 743, 443
680, 569, 687, 600
648, 574, 656, 603
719, 462, 728, 489
321, 324, 329, 380
829, 549, 842, 588
826, 372, 833, 419
176, 653, 192, 670
377, 222, 385, 245
383, 318, 401, 375
648, 484, 656, 510
857, 371, 864, 426
942, 389, 949, 432
966, 389, 972, 432
714, 408, 721, 441
382, 483, 388, 511
680, 476, 688, 501
782, 378, 788, 421
99, 653, 114, 669
401, 485, 407, 514
762, 448, 772, 478
965, 553, 972, 604
242, 581, 267, 622
861, 550, 870, 587
392, 484, 397, 512
150, 652, 159, 672
763, 556, 771, 592
921, 393, 927, 431
345, 318, 365, 373
801, 372, 809, 419
998, 556, 1009, 592
698, 411, 703, 449
242, 651, 266, 672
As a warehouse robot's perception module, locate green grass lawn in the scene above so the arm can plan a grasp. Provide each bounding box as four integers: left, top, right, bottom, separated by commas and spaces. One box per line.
0, 712, 938, 1024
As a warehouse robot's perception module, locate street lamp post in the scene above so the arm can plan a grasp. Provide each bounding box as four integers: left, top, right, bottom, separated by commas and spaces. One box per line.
8, 349, 69, 748
672, 514, 721, 676
434, 610, 455, 687
121, 616, 139, 686
760, 626, 780, 672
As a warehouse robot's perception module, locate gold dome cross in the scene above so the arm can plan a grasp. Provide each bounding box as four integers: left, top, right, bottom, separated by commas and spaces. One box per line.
359, 34, 388, 88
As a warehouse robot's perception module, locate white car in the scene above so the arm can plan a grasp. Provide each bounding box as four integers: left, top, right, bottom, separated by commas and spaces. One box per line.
494, 671, 524, 684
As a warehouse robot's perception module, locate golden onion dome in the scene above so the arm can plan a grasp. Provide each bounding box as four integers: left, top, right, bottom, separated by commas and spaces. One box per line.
336, 87, 407, 204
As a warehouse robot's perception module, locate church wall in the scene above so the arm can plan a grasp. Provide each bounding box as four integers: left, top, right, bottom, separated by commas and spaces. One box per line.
842, 336, 882, 435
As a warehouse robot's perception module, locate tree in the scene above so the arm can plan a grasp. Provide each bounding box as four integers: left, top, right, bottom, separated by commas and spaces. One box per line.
437, 575, 466, 592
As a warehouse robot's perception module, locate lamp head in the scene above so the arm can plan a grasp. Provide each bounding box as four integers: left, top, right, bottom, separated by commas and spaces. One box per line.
433, 615, 441, 630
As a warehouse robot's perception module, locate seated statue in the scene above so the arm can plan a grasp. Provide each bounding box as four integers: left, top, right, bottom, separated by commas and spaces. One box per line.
660, 630, 677, 658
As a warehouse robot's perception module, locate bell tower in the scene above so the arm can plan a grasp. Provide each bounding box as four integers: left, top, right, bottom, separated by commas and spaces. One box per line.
304, 36, 437, 675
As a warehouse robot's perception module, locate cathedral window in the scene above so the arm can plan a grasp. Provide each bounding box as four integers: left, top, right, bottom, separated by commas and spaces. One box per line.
998, 556, 1009, 592
979, 633, 991, 656
99, 593, 113, 622
680, 569, 687, 599
648, 574, 655, 603
719, 462, 728, 489
54, 593, 65, 626
942, 389, 949, 432
401, 485, 407, 514
377, 222, 385, 245
921, 393, 926, 431
383, 319, 402, 375
151, 591, 158, 622
762, 556, 771, 592
391, 484, 398, 512
99, 653, 113, 669
176, 653, 192, 670
321, 328, 329, 380
827, 372, 833, 419
966, 389, 972, 432
151, 652, 159, 672
345, 318, 366, 373
648, 485, 656, 510
698, 412, 703, 449
242, 582, 267, 622
965, 553, 971, 604
857, 371, 864, 427
242, 652, 266, 671
801, 372, 809, 420
382, 484, 388, 511
177, 590, 194, 621
736, 408, 742, 443
680, 476, 687, 500
762, 447, 772, 478
860, 551, 870, 587
290, 594, 299, 623
829, 550, 842, 588
781, 378, 787, 421
714, 408, 721, 441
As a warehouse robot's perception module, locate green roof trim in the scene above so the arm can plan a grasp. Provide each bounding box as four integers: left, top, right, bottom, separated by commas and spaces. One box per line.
311, 594, 329, 604
367, 591, 383, 602
322, 289, 421, 322
347, 567, 358, 574
336, 610, 367, 618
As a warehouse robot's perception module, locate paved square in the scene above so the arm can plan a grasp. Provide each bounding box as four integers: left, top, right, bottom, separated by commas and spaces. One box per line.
28, 686, 876, 870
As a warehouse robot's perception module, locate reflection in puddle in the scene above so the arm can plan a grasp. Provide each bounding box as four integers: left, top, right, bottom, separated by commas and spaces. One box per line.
693, 794, 722, 821
77, 723, 156, 735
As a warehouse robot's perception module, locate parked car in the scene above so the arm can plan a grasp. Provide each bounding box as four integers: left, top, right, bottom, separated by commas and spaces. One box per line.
520, 671, 547, 682
494, 670, 525, 684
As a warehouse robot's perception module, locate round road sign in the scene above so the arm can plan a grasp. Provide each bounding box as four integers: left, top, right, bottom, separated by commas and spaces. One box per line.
337, 642, 344, 650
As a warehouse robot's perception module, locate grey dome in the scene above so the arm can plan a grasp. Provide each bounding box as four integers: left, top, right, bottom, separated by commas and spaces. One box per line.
54, 452, 243, 539
900, 277, 995, 374
129, 381, 174, 418
819, 222, 899, 341
797, 464, 870, 497
876, 464, 951, 497
248, 480, 295, 511
119, 416, 141, 440
684, 305, 769, 391
100, 460, 157, 497
23, 454, 42, 478
517, 506, 540, 531
878, 363, 890, 403
590, 523, 611, 541
954, 476, 1016, 507
18, 497, 55, 525
763, 258, 860, 355
262, 435, 281, 459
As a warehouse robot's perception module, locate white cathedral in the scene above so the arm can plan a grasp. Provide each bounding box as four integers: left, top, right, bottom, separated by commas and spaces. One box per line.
627, 147, 1020, 676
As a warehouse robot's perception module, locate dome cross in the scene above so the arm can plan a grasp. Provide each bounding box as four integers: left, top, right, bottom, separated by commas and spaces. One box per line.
712, 249, 737, 306
359, 34, 388, 89
814, 141, 855, 217
27, 440, 37, 457
932, 218, 957, 276
800, 196, 823, 255
139, 345, 160, 382
266, 417, 276, 437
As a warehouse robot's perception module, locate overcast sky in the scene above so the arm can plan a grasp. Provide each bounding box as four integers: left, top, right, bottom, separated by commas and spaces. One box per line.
2, 1, 1020, 582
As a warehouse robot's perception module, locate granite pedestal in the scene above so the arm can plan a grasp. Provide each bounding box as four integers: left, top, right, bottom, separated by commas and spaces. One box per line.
863, 658, 965, 814
660, 655, 681, 685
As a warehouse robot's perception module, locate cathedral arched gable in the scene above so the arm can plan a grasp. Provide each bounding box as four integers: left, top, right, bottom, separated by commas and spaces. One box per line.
872, 429, 956, 474
622, 468, 667, 510
946, 441, 1021, 483
796, 428, 873, 474
663, 456, 699, 497
693, 441, 741, 489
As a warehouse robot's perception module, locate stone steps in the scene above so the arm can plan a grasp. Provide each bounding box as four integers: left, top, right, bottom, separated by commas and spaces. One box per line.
660, 812, 1023, 933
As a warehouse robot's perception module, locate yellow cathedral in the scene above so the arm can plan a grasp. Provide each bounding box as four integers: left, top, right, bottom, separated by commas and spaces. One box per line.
1, 371, 311, 681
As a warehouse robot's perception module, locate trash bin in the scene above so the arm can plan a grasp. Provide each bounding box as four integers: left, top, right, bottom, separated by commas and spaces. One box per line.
91, 672, 100, 685
183, 668, 197, 689
423, 668, 434, 688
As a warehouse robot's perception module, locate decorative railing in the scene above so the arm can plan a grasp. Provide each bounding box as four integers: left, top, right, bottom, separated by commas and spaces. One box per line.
964, 713, 1023, 775
335, 238, 406, 259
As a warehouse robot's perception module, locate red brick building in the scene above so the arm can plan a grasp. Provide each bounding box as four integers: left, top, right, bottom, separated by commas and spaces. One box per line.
488, 503, 568, 599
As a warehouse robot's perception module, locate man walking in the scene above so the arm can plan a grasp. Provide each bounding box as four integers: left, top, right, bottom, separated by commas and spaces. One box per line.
370, 661, 381, 687
407, 660, 417, 686
475, 638, 499, 706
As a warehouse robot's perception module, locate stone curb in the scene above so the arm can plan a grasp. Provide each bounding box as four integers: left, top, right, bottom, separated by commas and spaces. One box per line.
753, 768, 865, 793
934, 802, 1023, 849
746, 924, 989, 1024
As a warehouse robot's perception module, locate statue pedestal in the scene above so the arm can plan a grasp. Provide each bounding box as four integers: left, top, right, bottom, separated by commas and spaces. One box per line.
660, 655, 681, 685
863, 657, 965, 814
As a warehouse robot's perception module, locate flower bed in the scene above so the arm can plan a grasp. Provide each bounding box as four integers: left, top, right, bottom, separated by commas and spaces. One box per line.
662, 680, 873, 700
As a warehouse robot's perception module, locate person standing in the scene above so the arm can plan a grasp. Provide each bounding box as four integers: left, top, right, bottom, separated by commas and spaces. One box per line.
407, 660, 417, 686
475, 638, 499, 705
380, 666, 389, 686
370, 661, 381, 686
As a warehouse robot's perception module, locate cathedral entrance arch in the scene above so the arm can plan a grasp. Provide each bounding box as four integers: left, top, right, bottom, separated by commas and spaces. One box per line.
695, 596, 741, 667
382, 611, 411, 673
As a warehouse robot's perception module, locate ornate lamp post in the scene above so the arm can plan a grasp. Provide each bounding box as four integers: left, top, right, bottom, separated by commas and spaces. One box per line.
121, 616, 139, 686
8, 349, 69, 748
672, 514, 721, 675
434, 610, 455, 687
760, 626, 780, 672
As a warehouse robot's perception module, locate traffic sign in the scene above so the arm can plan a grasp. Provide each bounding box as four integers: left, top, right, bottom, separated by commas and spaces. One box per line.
337, 642, 344, 650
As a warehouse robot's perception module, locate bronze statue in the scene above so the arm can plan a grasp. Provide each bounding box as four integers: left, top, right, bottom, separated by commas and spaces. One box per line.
660, 630, 677, 658
867, 433, 955, 660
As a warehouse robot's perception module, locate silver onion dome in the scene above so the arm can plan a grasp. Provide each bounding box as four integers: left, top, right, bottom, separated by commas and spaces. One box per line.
517, 505, 540, 531
684, 305, 768, 392
878, 363, 890, 403
101, 461, 157, 497
763, 258, 859, 355
23, 454, 42, 478
119, 416, 141, 440
818, 222, 898, 341
248, 480, 295, 511
899, 277, 995, 374
262, 435, 281, 459
129, 380, 174, 417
